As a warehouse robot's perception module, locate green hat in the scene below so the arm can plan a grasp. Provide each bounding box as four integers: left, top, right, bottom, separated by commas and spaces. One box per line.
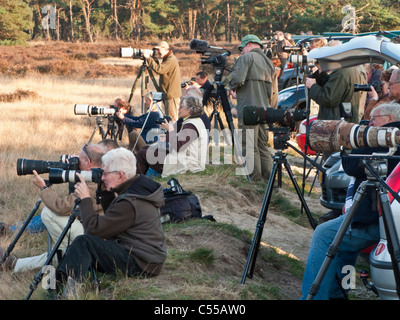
239, 34, 263, 51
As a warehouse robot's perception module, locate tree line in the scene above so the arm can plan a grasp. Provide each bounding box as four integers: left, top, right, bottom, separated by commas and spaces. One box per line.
2, 0, 400, 44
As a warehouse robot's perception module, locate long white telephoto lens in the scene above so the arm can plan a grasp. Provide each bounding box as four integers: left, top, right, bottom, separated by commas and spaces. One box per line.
120, 47, 134, 58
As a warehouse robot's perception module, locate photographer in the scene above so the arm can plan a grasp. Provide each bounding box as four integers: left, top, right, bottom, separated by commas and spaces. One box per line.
57, 148, 166, 297
115, 95, 162, 153
229, 34, 278, 183
143, 41, 181, 122
135, 95, 208, 178
363, 66, 400, 120
0, 144, 107, 273
301, 102, 400, 300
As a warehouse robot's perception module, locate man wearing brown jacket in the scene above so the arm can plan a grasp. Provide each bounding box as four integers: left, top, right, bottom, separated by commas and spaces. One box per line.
144, 41, 181, 122
57, 148, 166, 297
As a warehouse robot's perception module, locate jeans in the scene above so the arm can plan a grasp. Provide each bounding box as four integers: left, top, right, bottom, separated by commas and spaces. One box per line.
10, 215, 46, 234
301, 214, 380, 300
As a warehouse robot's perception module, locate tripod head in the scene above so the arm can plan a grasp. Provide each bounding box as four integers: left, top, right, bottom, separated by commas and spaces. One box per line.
270, 126, 291, 150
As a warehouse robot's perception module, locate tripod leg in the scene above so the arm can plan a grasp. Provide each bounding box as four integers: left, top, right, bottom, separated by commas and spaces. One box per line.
241, 161, 279, 284
0, 200, 42, 267
282, 160, 318, 229
378, 189, 400, 298
306, 182, 367, 300
25, 200, 80, 300
128, 65, 144, 103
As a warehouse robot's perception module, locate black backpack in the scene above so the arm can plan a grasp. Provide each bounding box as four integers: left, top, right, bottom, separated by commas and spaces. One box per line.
160, 178, 214, 223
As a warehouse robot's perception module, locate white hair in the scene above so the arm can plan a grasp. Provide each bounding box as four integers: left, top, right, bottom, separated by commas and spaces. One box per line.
371, 102, 400, 122
102, 147, 137, 179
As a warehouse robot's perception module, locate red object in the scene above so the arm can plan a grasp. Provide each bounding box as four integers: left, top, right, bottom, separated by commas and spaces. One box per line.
296, 115, 318, 155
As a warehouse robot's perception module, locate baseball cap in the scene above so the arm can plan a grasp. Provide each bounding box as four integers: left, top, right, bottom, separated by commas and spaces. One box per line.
154, 41, 169, 50
239, 34, 263, 51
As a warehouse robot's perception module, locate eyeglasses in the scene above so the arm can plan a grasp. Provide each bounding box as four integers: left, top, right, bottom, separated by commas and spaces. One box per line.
388, 81, 400, 86
101, 170, 119, 177
370, 114, 388, 121
82, 144, 91, 161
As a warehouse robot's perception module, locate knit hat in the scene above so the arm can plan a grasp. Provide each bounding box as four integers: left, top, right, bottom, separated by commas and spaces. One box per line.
239, 34, 263, 51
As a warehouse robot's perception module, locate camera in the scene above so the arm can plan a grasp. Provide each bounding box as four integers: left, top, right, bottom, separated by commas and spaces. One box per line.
48, 168, 103, 184
163, 178, 183, 196
289, 55, 317, 65
354, 81, 382, 93
152, 92, 165, 102
243, 106, 307, 127
120, 47, 155, 59
74, 104, 116, 117
189, 39, 231, 72
155, 115, 171, 124
17, 157, 79, 176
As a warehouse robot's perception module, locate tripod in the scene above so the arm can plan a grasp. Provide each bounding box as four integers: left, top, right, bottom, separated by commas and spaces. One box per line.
128, 59, 160, 114
0, 199, 42, 268
306, 157, 400, 300
204, 66, 251, 181
88, 116, 121, 143
241, 127, 321, 284
208, 97, 230, 146
130, 99, 165, 153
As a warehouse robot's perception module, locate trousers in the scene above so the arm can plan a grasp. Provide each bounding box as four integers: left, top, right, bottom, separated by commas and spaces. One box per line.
57, 234, 143, 282
301, 214, 379, 299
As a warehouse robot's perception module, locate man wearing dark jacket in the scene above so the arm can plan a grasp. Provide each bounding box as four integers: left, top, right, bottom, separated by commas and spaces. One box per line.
301, 102, 400, 300
57, 147, 166, 297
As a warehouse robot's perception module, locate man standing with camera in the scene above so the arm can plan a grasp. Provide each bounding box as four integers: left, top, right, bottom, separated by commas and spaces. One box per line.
229, 34, 278, 182
144, 41, 181, 122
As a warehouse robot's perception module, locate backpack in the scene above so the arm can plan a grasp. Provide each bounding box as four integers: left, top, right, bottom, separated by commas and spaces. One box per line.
160, 178, 212, 223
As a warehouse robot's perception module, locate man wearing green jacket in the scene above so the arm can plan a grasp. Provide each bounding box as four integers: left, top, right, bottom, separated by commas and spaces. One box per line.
229, 34, 278, 182
144, 41, 181, 122
306, 65, 367, 124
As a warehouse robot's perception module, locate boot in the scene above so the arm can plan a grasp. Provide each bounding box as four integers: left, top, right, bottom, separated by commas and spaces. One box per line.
0, 247, 18, 271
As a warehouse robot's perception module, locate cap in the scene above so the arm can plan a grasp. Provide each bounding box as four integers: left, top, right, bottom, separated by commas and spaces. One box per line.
238, 34, 263, 51
154, 41, 169, 50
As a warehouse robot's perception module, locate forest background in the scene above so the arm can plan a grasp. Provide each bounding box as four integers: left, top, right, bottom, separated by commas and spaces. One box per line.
2, 0, 400, 45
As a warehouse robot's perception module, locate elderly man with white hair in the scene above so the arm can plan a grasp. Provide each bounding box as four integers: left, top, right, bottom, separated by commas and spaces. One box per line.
57, 147, 167, 297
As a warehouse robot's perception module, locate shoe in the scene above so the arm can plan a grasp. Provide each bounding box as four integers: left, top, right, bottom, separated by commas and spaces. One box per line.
319, 210, 341, 222
0, 247, 18, 271
0, 222, 11, 236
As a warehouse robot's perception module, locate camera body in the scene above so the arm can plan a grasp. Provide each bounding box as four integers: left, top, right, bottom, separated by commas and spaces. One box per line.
120, 47, 155, 59
155, 115, 172, 124
152, 92, 165, 102
354, 81, 381, 93
163, 178, 183, 196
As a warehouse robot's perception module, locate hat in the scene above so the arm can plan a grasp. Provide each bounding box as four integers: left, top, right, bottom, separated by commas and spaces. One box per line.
154, 41, 169, 50
239, 34, 263, 50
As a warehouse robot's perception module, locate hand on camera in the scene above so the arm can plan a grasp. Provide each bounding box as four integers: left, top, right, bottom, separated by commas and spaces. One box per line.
161, 119, 174, 132
32, 170, 46, 189
367, 86, 378, 100
305, 77, 316, 89
74, 173, 91, 199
